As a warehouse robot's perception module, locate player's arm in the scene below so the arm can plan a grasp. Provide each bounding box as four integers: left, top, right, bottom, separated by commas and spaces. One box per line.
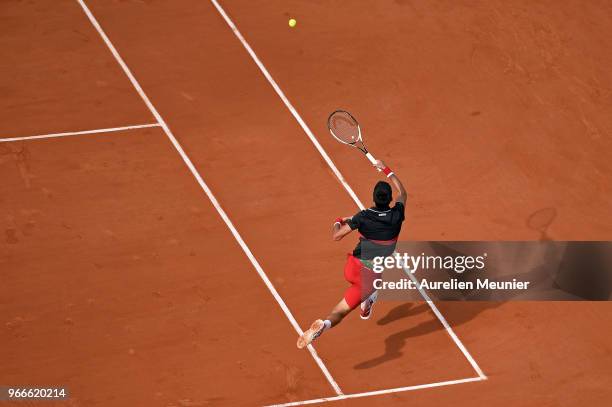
332, 217, 353, 241
374, 160, 407, 204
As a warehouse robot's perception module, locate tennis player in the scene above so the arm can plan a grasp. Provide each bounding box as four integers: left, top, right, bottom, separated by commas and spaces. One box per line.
297, 159, 407, 349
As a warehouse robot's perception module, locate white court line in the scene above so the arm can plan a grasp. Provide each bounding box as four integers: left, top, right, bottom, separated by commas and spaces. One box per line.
403, 264, 487, 379
208, 0, 363, 209
76, 0, 343, 397
210, 0, 487, 393
0, 123, 160, 143
265, 376, 486, 407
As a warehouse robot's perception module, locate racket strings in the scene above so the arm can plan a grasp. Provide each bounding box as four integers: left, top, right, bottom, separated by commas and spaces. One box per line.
328, 112, 360, 144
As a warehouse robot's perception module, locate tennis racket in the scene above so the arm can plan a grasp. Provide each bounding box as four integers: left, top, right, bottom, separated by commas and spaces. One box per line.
327, 110, 379, 167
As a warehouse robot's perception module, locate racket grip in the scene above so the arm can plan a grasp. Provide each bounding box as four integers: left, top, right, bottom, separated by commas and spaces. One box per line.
365, 152, 380, 170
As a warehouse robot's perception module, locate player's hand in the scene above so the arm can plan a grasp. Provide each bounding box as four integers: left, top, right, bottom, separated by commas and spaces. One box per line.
374, 159, 387, 171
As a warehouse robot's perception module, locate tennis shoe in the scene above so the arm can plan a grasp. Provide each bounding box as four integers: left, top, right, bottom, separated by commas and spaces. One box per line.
360, 291, 378, 320
297, 319, 325, 349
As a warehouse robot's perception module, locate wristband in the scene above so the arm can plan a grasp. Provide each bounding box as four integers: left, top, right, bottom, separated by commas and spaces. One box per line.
383, 167, 394, 177
334, 217, 345, 225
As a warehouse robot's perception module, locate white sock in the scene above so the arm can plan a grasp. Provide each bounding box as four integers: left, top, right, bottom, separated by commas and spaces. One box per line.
322, 319, 332, 332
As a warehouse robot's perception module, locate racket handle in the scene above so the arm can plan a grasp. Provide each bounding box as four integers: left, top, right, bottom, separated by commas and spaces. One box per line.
365, 152, 380, 170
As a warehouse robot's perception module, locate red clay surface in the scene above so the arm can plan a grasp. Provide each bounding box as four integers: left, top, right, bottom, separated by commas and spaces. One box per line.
0, 1, 153, 137
2, 1, 612, 406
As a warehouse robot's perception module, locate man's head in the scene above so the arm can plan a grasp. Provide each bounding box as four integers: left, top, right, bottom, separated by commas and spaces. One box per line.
373, 181, 392, 209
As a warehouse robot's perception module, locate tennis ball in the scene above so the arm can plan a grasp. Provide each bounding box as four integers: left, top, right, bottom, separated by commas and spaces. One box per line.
288, 18, 297, 28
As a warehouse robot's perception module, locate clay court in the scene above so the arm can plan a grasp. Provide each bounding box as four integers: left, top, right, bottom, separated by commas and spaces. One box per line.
2, 1, 612, 406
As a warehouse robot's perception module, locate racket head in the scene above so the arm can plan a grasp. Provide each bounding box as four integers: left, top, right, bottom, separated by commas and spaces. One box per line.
327, 110, 362, 145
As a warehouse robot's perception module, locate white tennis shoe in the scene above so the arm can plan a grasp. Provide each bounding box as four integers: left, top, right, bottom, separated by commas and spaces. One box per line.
360, 291, 378, 320
297, 319, 325, 349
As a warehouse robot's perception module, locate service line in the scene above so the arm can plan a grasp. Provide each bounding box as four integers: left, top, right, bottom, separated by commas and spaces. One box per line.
0, 123, 160, 143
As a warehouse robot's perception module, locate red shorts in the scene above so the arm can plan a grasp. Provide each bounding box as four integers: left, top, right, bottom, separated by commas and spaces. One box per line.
343, 254, 377, 309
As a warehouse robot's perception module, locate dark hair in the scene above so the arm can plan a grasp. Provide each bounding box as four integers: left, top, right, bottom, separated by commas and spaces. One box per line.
373, 181, 392, 208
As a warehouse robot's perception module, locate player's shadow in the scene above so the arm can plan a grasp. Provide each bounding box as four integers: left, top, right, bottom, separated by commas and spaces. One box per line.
354, 301, 502, 370
376, 302, 430, 326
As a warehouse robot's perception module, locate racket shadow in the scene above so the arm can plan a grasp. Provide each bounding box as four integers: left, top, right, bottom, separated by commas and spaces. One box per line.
526, 207, 557, 241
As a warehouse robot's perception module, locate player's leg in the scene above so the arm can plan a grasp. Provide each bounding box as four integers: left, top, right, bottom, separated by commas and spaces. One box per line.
297, 297, 356, 349
297, 257, 363, 348
357, 257, 379, 319
297, 288, 375, 348
326, 298, 355, 326
360, 290, 378, 320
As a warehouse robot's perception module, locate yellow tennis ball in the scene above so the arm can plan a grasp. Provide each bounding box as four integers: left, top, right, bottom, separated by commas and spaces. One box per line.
288, 18, 297, 28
